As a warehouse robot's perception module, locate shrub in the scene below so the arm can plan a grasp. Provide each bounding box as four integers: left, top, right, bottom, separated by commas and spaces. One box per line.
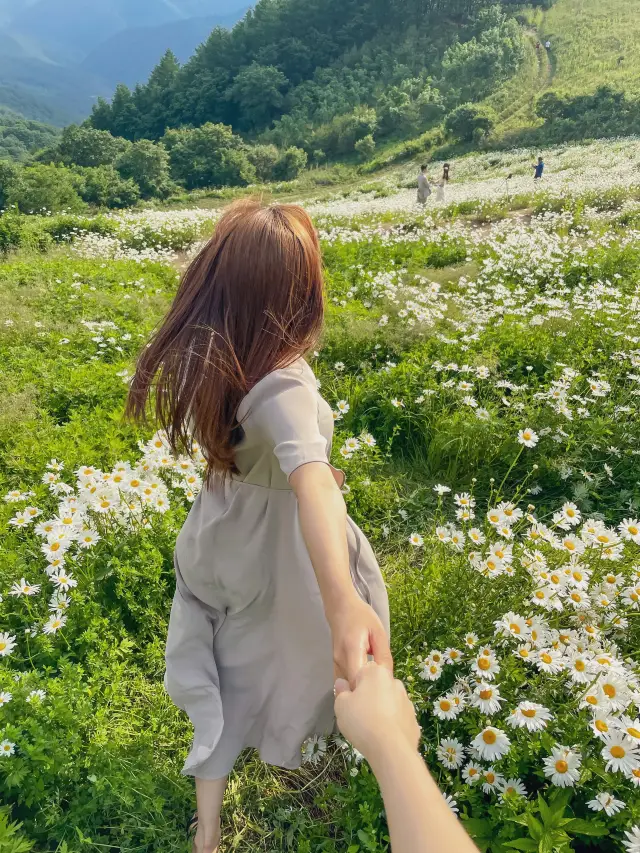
355, 134, 376, 161
273, 146, 308, 181
445, 104, 495, 142
6, 164, 85, 214
116, 140, 172, 199
75, 166, 141, 209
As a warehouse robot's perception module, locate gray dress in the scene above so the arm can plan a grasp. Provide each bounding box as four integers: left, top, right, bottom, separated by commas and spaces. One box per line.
165, 358, 390, 779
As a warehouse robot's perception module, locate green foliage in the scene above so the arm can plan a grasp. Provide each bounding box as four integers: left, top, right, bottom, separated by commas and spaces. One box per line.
54, 125, 131, 168
0, 110, 59, 164
445, 103, 496, 141
6, 164, 85, 214
74, 166, 141, 209
115, 140, 172, 199
226, 62, 289, 132
0, 160, 20, 210
355, 134, 376, 161
163, 122, 256, 190
533, 85, 640, 142
246, 144, 281, 182
273, 146, 308, 181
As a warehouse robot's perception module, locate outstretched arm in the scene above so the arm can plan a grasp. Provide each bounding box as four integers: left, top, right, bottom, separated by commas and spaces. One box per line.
290, 463, 392, 685
335, 664, 479, 853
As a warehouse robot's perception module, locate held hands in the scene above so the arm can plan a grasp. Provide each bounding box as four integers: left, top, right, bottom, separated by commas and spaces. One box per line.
327, 595, 393, 686
334, 662, 420, 764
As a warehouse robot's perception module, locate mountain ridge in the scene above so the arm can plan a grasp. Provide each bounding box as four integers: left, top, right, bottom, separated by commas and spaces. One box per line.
0, 0, 247, 126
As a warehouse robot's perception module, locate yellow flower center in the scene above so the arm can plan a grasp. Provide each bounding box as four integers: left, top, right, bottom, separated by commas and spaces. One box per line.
595, 720, 608, 732
50, 542, 60, 552
586, 695, 598, 705
450, 651, 459, 659
482, 730, 497, 745
596, 534, 609, 544
478, 657, 491, 671
479, 689, 493, 700
522, 709, 537, 718
439, 700, 451, 711
574, 660, 585, 672
610, 746, 625, 759
518, 649, 529, 658
541, 653, 553, 664
535, 590, 545, 599
555, 760, 569, 774
626, 728, 640, 739
571, 593, 581, 602
0, 642, 6, 652
510, 623, 520, 634
628, 527, 638, 536
603, 684, 616, 698
485, 772, 495, 784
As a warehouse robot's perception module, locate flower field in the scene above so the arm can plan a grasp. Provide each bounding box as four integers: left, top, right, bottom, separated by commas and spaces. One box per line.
1, 137, 640, 851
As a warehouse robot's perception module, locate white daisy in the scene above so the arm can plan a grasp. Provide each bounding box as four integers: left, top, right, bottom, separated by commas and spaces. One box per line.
623, 826, 640, 853
481, 767, 504, 794
499, 778, 527, 800
518, 428, 539, 448
462, 762, 483, 785
0, 740, 16, 757
0, 632, 17, 657
587, 792, 625, 816
436, 737, 466, 769
601, 733, 640, 774
470, 682, 504, 715
506, 702, 552, 732
0, 691, 12, 706
542, 745, 582, 787
471, 727, 511, 762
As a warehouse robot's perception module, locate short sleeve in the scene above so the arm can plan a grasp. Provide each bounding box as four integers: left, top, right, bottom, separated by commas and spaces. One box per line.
239, 364, 329, 479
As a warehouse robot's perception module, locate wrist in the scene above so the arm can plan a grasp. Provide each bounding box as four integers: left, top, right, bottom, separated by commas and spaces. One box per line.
325, 588, 362, 625
365, 730, 419, 773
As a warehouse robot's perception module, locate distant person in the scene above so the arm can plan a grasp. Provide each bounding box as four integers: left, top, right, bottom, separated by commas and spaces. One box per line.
127, 200, 391, 853
545, 40, 551, 49
435, 181, 446, 203
535, 41, 541, 51
442, 162, 451, 183
335, 664, 479, 853
533, 156, 545, 180
417, 164, 431, 205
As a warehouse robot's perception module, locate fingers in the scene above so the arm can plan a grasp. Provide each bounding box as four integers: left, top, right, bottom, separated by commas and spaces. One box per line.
345, 634, 368, 688
370, 624, 394, 675
334, 677, 350, 696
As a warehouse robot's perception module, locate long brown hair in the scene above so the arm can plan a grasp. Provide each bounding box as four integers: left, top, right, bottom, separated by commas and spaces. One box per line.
126, 199, 324, 477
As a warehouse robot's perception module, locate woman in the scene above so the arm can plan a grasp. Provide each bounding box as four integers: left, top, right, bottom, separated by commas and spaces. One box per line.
127, 200, 391, 853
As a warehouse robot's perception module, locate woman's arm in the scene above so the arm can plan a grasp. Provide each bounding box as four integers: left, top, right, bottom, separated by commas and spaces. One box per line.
335, 664, 479, 853
289, 462, 392, 684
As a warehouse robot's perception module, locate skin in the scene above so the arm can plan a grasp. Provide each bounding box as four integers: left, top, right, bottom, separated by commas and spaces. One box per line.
335, 664, 479, 853
193, 462, 393, 853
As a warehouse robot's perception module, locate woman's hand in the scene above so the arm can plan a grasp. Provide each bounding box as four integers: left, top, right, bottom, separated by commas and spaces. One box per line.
328, 594, 393, 687
334, 662, 419, 762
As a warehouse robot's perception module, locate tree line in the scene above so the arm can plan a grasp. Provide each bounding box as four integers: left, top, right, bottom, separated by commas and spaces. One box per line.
88, 0, 528, 163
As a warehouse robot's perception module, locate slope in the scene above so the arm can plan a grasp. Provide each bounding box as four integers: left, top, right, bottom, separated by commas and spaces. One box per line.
530, 0, 640, 95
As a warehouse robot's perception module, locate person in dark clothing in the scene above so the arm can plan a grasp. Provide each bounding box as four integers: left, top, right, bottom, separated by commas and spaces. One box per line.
533, 157, 545, 180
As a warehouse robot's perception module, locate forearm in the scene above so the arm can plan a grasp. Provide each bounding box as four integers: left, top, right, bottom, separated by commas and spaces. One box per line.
369, 740, 478, 853
294, 474, 357, 616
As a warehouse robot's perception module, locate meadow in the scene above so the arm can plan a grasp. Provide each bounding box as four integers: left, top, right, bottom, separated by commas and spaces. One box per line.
1, 137, 640, 852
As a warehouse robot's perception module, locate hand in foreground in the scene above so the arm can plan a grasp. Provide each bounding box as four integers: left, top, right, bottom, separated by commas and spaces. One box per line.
334, 662, 420, 763
328, 597, 393, 687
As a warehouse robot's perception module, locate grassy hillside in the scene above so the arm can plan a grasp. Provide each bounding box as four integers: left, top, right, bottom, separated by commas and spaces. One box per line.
529, 0, 640, 95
